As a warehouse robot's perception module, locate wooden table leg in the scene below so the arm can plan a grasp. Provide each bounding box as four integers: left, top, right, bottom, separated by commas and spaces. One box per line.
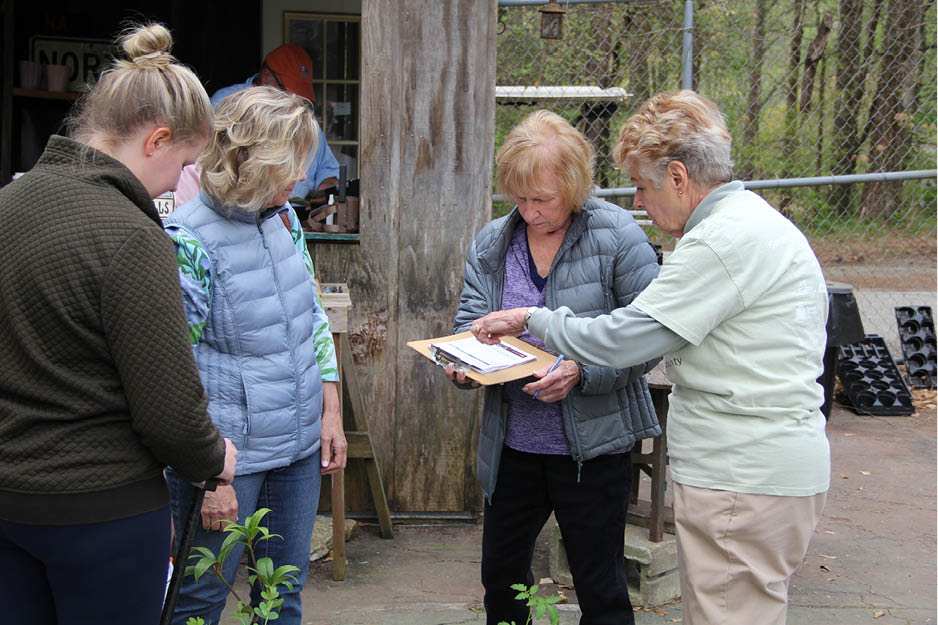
331, 469, 346, 581
331, 332, 346, 581
648, 388, 669, 543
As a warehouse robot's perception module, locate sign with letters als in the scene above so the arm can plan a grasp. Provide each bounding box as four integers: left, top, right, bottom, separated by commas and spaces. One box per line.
154, 192, 175, 219
30, 36, 115, 92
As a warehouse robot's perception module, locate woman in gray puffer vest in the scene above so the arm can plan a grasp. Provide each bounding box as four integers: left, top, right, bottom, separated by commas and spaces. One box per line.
163, 87, 346, 625
447, 110, 661, 625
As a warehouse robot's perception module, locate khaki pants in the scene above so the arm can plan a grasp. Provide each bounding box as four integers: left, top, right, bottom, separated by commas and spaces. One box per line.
672, 482, 826, 625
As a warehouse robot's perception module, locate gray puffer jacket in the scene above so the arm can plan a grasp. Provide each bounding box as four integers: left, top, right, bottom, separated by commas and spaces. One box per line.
455, 198, 662, 502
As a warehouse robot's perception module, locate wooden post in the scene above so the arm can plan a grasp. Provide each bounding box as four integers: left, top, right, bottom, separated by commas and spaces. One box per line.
310, 0, 498, 514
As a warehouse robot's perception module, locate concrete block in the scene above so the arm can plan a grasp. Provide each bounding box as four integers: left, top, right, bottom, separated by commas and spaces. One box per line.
310, 514, 359, 561
548, 523, 681, 607
623, 523, 678, 579
548, 524, 574, 587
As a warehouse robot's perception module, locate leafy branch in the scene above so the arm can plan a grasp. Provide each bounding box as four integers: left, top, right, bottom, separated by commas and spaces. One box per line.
497, 583, 561, 625
184, 508, 300, 625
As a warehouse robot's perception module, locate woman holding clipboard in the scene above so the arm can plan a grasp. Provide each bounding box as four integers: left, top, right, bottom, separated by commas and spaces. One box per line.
446, 110, 661, 625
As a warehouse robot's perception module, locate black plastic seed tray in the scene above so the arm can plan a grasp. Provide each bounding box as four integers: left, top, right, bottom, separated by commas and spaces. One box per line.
836, 334, 914, 416
895, 306, 936, 389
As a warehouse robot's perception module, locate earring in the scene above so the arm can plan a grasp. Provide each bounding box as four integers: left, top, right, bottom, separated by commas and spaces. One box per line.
678, 190, 683, 196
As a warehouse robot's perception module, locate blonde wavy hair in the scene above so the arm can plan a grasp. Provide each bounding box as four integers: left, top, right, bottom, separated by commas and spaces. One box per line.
199, 86, 317, 211
496, 110, 595, 211
68, 23, 212, 149
613, 89, 733, 189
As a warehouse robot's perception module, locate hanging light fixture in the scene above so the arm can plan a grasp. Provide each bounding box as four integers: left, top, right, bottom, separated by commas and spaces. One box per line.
538, 0, 566, 40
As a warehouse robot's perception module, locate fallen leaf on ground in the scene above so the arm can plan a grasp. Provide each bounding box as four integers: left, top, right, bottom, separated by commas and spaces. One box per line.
820, 554, 838, 560
873, 610, 885, 618
539, 577, 554, 585
859, 471, 871, 476
556, 591, 568, 604
824, 530, 835, 534
671, 619, 682, 623
843, 433, 856, 437
840, 473, 849, 479
819, 565, 831, 572
656, 610, 668, 616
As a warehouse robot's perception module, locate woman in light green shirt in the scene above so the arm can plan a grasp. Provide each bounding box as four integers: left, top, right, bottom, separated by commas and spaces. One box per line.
470, 90, 830, 625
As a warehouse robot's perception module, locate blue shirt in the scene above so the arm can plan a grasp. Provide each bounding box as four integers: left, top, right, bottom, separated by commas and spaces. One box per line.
210, 76, 340, 195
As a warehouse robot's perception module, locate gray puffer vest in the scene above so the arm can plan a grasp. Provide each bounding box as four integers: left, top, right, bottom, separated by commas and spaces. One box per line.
455, 198, 662, 502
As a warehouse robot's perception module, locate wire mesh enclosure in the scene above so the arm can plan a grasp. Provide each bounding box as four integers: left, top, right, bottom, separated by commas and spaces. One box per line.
495, 0, 937, 351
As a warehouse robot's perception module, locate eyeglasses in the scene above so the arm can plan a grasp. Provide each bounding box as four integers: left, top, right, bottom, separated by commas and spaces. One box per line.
262, 61, 287, 92
262, 62, 316, 111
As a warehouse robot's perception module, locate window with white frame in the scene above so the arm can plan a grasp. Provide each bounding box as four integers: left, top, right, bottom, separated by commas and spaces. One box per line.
284, 12, 360, 180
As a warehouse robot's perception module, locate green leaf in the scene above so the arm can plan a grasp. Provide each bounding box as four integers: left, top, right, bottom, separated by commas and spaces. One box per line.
272, 564, 300, 584
514, 592, 528, 600
217, 531, 242, 566
185, 618, 206, 625
510, 583, 528, 591
188, 555, 215, 582
255, 557, 275, 582
548, 606, 560, 625
188, 546, 218, 560
544, 596, 561, 604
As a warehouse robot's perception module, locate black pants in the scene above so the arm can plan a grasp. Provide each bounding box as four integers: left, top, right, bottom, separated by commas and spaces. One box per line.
0, 506, 171, 625
482, 446, 634, 625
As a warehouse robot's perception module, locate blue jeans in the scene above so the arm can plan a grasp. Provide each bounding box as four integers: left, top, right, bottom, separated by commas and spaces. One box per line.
166, 451, 322, 625
0, 506, 171, 625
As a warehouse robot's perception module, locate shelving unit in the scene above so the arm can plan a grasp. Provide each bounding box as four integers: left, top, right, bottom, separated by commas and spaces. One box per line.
12, 87, 80, 101
304, 232, 360, 243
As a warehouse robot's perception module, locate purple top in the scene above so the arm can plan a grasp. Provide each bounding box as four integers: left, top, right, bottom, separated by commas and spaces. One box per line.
502, 225, 570, 455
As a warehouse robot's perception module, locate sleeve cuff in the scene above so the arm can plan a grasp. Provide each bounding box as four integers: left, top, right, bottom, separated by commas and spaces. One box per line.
526, 307, 551, 340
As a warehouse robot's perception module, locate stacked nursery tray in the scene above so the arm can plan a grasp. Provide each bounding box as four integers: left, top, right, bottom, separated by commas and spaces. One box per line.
895, 306, 936, 389
836, 334, 914, 416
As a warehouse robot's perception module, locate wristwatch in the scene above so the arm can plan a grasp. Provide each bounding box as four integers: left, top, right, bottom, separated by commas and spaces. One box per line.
522, 306, 537, 330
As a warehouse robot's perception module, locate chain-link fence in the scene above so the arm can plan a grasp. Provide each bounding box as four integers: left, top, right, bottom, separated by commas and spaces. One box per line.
495, 0, 937, 354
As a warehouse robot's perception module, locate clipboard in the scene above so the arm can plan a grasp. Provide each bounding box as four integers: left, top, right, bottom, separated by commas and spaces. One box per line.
407, 331, 558, 386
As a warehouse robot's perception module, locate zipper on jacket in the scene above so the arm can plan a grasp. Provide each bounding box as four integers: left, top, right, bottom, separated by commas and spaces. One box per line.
258, 217, 304, 460
487, 269, 506, 501
548, 267, 585, 482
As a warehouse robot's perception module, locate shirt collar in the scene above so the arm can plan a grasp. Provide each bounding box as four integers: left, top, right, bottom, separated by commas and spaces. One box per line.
683, 180, 745, 235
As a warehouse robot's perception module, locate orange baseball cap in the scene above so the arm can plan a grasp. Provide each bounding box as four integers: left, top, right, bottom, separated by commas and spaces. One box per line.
263, 44, 316, 102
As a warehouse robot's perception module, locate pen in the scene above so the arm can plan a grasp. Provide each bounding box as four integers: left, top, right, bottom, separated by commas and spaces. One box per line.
532, 354, 564, 399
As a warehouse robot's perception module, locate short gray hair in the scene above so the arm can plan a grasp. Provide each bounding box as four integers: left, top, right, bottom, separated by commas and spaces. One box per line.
199, 86, 317, 211
614, 89, 733, 189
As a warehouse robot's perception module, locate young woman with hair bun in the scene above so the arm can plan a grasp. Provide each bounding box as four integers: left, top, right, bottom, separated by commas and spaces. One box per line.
0, 22, 236, 624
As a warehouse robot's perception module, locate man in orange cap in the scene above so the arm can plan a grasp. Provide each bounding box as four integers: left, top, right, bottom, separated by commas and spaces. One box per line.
173, 44, 338, 205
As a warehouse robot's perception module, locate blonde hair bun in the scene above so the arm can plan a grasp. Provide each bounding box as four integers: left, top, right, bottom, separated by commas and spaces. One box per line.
120, 23, 175, 66
67, 21, 212, 149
